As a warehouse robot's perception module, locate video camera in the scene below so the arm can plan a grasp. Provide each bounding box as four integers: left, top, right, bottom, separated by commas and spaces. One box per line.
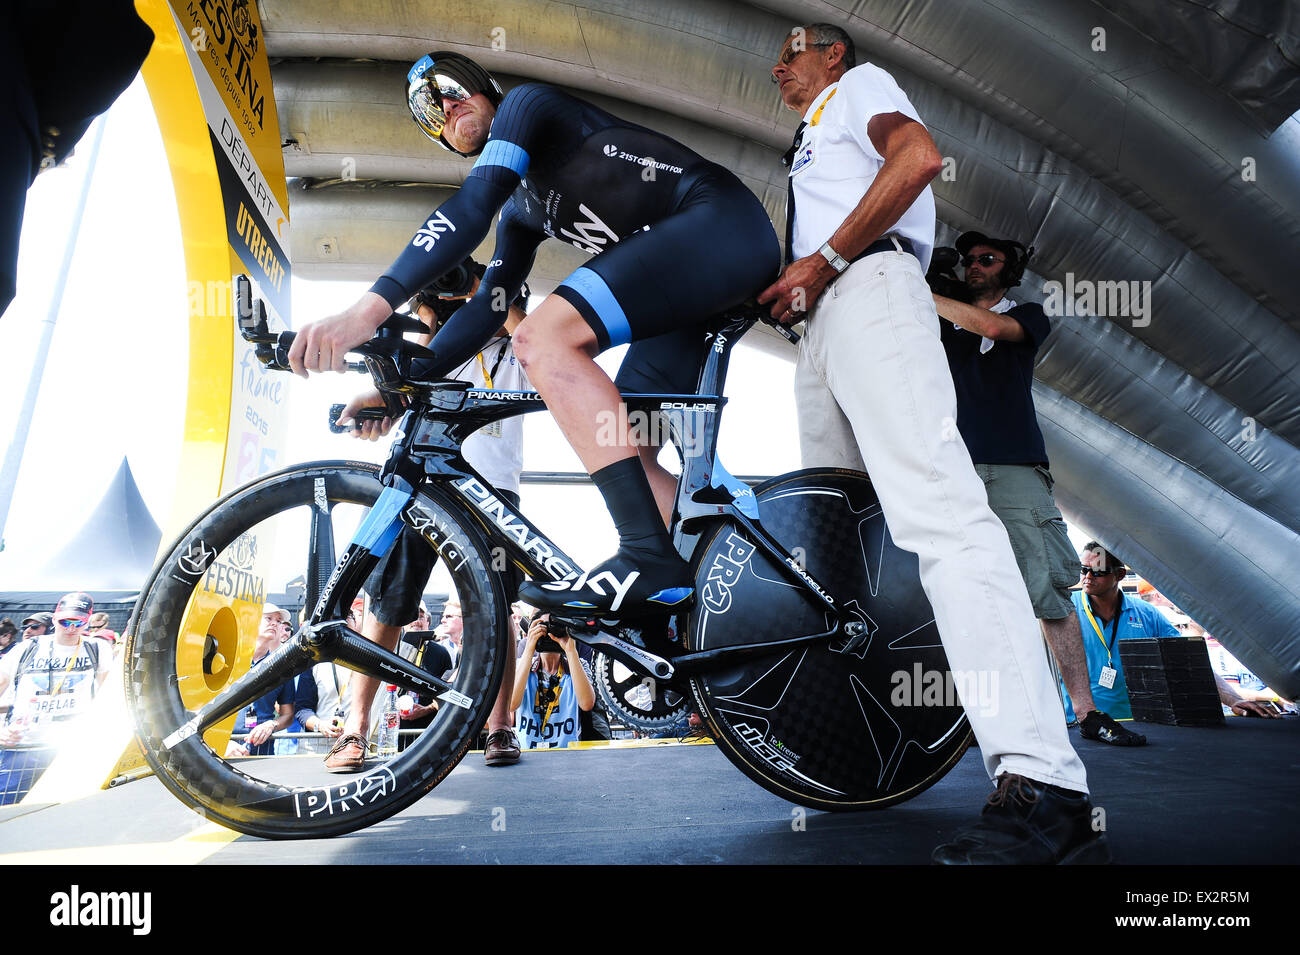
924, 247, 972, 303
410, 257, 482, 331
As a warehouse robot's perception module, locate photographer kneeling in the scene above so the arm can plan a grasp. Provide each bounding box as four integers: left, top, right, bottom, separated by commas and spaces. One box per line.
511, 615, 595, 750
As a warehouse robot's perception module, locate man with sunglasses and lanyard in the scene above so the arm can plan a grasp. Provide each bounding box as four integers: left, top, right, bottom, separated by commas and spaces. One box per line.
289, 51, 779, 618
1069, 544, 1156, 733
933, 232, 1147, 748
760, 23, 1102, 864
0, 592, 111, 804
322, 260, 530, 772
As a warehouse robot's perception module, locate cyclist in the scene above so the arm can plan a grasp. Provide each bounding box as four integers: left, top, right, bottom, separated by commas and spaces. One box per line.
288, 51, 780, 616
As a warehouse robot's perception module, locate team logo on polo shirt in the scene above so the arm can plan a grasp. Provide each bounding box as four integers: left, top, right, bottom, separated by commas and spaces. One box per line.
790, 141, 814, 174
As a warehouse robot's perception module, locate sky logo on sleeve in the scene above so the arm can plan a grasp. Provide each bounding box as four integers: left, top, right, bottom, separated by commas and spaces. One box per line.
412, 211, 457, 251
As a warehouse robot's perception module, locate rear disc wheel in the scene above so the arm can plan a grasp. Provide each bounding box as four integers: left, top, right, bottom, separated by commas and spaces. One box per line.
688, 468, 971, 811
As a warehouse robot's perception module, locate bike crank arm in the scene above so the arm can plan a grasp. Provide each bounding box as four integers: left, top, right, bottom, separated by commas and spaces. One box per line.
573, 627, 676, 681
308, 621, 470, 709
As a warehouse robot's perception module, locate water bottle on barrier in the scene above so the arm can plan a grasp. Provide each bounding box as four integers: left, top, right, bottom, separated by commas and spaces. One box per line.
377, 684, 400, 757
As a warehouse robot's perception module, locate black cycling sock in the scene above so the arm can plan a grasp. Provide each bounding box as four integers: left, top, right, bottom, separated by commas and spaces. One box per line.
518, 458, 691, 613
590, 457, 674, 560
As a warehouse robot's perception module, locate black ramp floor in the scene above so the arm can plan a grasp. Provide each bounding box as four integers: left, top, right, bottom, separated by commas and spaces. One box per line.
0, 719, 1295, 864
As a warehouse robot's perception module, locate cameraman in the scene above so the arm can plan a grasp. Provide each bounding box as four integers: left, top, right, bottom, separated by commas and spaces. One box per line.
933, 232, 1143, 747
510, 614, 595, 750
322, 258, 531, 773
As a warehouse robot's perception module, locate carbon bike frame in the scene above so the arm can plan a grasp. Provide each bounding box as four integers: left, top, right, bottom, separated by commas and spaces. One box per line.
173, 309, 859, 746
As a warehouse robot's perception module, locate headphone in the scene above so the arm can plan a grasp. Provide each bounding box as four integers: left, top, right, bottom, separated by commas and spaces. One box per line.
1000, 241, 1034, 288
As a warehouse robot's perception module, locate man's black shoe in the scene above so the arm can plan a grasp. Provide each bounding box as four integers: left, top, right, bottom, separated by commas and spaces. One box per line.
932, 773, 1112, 865
1079, 709, 1147, 746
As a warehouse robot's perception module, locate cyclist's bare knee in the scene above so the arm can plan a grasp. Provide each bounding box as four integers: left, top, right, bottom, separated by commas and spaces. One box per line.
513, 295, 597, 371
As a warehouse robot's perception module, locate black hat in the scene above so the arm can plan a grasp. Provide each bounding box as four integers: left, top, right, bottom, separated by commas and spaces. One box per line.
956, 231, 1033, 288
21, 611, 53, 631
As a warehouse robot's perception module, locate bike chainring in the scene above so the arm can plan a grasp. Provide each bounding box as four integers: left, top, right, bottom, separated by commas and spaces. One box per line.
592, 651, 691, 734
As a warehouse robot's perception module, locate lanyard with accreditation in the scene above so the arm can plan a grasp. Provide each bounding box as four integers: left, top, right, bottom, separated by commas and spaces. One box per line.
1081, 596, 1123, 690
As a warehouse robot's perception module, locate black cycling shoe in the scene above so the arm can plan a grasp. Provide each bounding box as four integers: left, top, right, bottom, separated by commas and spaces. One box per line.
1079, 709, 1148, 746
932, 773, 1112, 865
519, 551, 694, 616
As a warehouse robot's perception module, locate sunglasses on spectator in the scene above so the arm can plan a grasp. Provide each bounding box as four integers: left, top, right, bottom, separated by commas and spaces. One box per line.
23, 623, 44, 631
1080, 567, 1117, 578
962, 253, 1005, 268
57, 618, 88, 629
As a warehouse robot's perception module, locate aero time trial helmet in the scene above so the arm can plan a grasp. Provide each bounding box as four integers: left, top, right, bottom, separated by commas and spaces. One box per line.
406, 51, 504, 156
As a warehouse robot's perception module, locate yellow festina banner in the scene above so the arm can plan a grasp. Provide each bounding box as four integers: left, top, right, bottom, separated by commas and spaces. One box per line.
140, 0, 292, 516
78, 0, 295, 793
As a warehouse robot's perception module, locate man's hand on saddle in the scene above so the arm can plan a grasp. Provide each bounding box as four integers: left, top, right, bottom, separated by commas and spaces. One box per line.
758, 253, 837, 324
338, 388, 395, 441
287, 292, 393, 377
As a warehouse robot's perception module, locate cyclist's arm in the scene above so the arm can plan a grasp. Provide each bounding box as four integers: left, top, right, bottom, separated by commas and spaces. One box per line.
288, 87, 551, 376
370, 84, 559, 308
368, 177, 515, 307
415, 210, 543, 376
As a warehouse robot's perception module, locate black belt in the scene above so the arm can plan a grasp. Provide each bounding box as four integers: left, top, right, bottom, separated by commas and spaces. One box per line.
850, 236, 916, 264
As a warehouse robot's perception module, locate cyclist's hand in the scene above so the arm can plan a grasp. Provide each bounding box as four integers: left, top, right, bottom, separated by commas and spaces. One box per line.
757, 255, 836, 324
287, 293, 391, 377
339, 389, 393, 441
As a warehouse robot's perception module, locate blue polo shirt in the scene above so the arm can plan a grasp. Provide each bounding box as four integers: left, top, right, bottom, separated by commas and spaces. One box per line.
1062, 591, 1178, 721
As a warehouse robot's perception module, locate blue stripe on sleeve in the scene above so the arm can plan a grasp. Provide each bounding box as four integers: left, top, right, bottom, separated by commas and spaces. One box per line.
562, 267, 632, 345
474, 140, 530, 177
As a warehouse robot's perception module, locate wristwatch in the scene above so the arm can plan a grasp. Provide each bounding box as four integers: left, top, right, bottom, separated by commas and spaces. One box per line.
818, 241, 849, 274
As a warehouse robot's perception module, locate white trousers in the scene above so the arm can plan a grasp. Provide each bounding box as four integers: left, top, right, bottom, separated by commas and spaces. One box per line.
794, 250, 1088, 792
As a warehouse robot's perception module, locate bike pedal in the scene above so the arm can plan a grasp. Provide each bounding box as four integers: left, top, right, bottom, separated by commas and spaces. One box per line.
550, 613, 602, 634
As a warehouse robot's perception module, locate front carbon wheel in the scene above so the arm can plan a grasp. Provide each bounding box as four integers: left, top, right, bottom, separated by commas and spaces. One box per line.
124, 461, 507, 838
688, 468, 971, 811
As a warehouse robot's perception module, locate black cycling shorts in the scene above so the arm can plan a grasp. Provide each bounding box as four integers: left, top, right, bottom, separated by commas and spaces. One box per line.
553, 168, 780, 394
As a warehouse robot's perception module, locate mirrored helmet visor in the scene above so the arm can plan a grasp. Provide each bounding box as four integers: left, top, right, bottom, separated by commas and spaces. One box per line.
407, 73, 475, 142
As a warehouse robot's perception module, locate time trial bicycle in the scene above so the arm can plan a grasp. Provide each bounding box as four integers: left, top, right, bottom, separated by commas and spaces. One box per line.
124, 277, 970, 838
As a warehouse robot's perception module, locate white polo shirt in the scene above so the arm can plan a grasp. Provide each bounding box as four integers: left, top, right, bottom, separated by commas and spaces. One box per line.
788, 63, 936, 272
446, 335, 527, 494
